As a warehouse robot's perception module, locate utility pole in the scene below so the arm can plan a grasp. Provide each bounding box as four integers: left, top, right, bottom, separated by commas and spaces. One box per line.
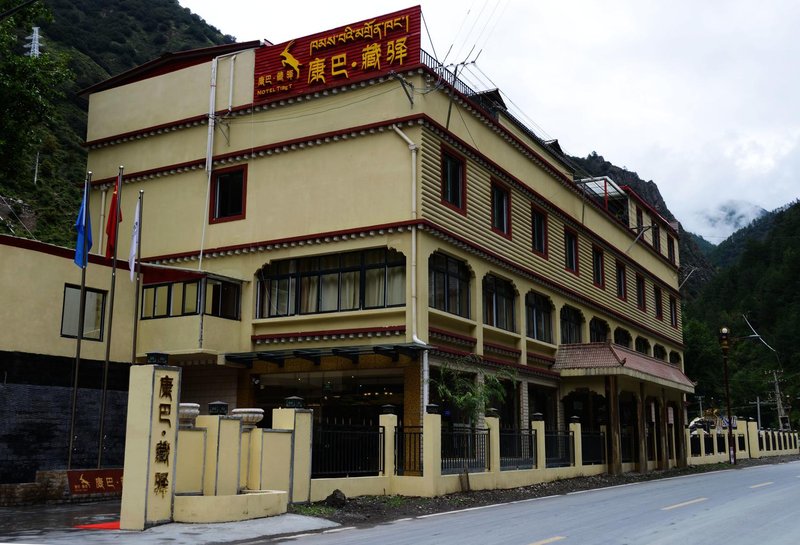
769, 370, 789, 430
748, 396, 763, 429
696, 395, 704, 418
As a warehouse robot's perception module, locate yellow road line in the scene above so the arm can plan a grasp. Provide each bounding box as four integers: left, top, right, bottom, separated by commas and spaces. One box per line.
661, 497, 708, 511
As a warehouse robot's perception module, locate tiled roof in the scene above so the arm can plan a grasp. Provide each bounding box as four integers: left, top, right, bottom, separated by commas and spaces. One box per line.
553, 342, 694, 391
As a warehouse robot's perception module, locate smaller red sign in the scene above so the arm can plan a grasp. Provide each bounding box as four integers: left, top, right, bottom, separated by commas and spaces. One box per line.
67, 468, 124, 495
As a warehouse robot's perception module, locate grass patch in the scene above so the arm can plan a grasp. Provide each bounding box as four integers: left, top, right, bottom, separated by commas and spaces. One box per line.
381, 495, 407, 508
289, 504, 337, 518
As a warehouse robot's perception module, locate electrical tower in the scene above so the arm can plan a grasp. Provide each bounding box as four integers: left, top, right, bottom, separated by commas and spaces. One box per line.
23, 26, 41, 58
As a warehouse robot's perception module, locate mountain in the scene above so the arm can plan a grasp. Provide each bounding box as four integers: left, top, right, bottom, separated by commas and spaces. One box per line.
568, 152, 715, 299
684, 200, 800, 427
698, 200, 768, 243
0, 0, 234, 246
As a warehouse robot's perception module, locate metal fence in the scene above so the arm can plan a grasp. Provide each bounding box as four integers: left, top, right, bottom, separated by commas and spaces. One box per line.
395, 426, 423, 476
716, 434, 726, 454
690, 434, 701, 456
441, 428, 489, 474
312, 426, 384, 478
621, 429, 638, 463
581, 432, 606, 465
545, 431, 574, 468
703, 434, 714, 455
499, 429, 536, 470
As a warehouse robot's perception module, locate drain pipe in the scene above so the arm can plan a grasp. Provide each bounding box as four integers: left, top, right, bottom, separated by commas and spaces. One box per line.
392, 124, 430, 409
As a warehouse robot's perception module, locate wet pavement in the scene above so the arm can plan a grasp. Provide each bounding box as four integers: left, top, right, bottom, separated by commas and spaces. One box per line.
0, 499, 338, 544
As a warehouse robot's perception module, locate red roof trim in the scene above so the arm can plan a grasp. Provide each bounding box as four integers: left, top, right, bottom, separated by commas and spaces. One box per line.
428, 327, 477, 345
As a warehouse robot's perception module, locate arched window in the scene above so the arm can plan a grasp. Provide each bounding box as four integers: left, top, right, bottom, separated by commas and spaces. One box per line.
635, 336, 651, 355
483, 274, 516, 331
653, 344, 667, 360
429, 252, 470, 318
560, 305, 583, 344
589, 317, 609, 343
614, 327, 631, 348
525, 291, 553, 343
669, 351, 682, 365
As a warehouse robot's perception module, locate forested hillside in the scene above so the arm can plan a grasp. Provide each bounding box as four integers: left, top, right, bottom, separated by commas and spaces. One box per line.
0, 0, 232, 245
684, 201, 800, 427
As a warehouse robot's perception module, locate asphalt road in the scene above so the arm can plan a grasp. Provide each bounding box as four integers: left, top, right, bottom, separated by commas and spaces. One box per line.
267, 461, 800, 545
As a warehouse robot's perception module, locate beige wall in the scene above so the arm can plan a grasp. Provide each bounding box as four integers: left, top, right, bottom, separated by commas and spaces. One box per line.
0, 238, 136, 363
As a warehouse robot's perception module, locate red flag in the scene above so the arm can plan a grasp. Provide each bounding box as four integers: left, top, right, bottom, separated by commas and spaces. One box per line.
104, 172, 123, 258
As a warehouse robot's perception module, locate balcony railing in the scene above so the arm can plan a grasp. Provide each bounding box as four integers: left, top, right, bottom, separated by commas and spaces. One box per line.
395, 426, 423, 476
545, 431, 574, 468
441, 428, 489, 474
499, 429, 536, 470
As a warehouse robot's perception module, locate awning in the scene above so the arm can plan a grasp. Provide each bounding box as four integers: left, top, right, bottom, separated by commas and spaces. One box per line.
226, 342, 432, 367
553, 343, 695, 393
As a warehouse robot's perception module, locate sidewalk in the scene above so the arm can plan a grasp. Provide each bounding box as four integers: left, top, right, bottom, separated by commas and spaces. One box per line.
0, 500, 338, 544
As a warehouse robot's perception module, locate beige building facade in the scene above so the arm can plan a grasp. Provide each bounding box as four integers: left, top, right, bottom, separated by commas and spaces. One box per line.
76, 6, 692, 473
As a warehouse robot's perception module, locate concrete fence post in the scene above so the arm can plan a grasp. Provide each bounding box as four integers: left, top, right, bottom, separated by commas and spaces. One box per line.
531, 416, 546, 470
569, 417, 582, 469
485, 416, 500, 475
422, 412, 441, 495
379, 413, 398, 478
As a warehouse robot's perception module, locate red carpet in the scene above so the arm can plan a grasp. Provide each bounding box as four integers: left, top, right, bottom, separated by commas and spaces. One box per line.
74, 521, 120, 530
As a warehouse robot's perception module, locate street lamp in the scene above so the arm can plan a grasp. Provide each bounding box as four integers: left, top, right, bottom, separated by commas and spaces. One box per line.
719, 327, 736, 464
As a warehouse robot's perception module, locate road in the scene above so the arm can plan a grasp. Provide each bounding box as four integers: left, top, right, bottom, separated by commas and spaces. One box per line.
266, 461, 800, 545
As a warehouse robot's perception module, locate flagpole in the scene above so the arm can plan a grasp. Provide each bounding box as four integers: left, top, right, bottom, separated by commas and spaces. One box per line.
130, 190, 144, 364
97, 166, 123, 468
68, 171, 92, 470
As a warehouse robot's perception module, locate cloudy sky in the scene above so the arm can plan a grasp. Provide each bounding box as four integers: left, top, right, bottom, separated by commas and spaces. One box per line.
179, 0, 800, 243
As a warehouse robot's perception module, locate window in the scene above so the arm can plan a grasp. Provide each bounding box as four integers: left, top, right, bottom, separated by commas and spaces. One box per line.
669, 296, 678, 328
654, 286, 663, 320
651, 220, 661, 253
589, 317, 609, 343
442, 149, 465, 212
592, 247, 604, 288
210, 166, 246, 222
635, 207, 643, 232
141, 280, 201, 319
257, 248, 405, 318
564, 229, 578, 273
636, 274, 646, 311
669, 351, 682, 365
615, 261, 626, 300
635, 336, 651, 355
61, 285, 106, 341
483, 274, 515, 331
205, 279, 240, 320
614, 327, 632, 348
667, 236, 676, 264
429, 252, 470, 318
525, 291, 553, 343
560, 305, 583, 344
653, 344, 667, 361
531, 206, 547, 256
491, 181, 511, 236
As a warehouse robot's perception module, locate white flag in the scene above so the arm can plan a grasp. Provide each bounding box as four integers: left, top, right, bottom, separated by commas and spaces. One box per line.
129, 197, 140, 282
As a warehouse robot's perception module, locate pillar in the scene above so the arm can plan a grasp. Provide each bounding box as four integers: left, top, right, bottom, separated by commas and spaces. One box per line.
605, 376, 622, 475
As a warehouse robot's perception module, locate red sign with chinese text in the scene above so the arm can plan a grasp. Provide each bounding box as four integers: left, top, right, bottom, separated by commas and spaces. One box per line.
254, 6, 421, 104
67, 468, 124, 495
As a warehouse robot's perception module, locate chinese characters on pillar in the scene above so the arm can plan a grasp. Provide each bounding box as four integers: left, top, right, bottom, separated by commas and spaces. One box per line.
254, 7, 421, 102
153, 374, 175, 498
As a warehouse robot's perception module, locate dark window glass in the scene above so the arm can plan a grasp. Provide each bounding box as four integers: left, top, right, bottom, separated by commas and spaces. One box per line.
635, 336, 650, 355
564, 230, 578, 273
636, 207, 643, 232
614, 328, 631, 348
636, 274, 646, 311
589, 317, 608, 342
483, 275, 515, 331
429, 253, 470, 318
616, 261, 626, 300
257, 249, 406, 318
212, 167, 245, 221
61, 285, 106, 341
667, 236, 676, 264
560, 305, 582, 344
442, 151, 465, 210
651, 221, 661, 253
669, 296, 678, 328
531, 207, 547, 255
491, 182, 510, 235
592, 247, 604, 287
653, 345, 667, 360
654, 286, 663, 319
525, 292, 552, 343
205, 279, 240, 320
